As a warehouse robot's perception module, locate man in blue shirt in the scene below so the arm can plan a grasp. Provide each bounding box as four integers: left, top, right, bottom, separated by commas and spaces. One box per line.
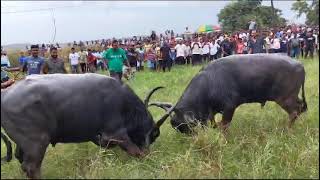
22, 45, 45, 75
18, 51, 27, 68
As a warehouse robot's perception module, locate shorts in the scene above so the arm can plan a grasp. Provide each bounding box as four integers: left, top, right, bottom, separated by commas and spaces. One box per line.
110, 71, 123, 82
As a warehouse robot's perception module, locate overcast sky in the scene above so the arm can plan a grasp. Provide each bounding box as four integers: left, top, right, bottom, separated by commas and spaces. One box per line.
1, 1, 306, 45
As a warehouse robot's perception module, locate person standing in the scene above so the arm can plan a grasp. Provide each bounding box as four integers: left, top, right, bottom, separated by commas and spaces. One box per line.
95, 50, 104, 71
155, 43, 162, 71
264, 33, 272, 53
191, 38, 202, 65
248, 31, 265, 54
87, 49, 97, 73
202, 39, 210, 62
102, 40, 131, 82
22, 45, 45, 75
289, 33, 300, 58
18, 51, 27, 68
136, 43, 145, 71
221, 36, 232, 57
242, 38, 249, 54
69, 47, 80, 73
304, 30, 316, 59
78, 48, 87, 73
1, 50, 11, 68
184, 41, 192, 64
175, 40, 186, 65
269, 33, 281, 53
146, 47, 156, 71
169, 43, 176, 69
209, 39, 220, 60
160, 42, 171, 72
127, 44, 138, 71
235, 38, 245, 54
42, 47, 67, 74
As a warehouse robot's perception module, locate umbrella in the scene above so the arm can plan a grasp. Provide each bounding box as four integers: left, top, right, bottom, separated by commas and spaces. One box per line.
197, 25, 214, 33
212, 25, 221, 32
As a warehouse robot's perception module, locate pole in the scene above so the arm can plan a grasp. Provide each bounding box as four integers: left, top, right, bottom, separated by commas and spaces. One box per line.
51, 9, 57, 44
271, 0, 275, 26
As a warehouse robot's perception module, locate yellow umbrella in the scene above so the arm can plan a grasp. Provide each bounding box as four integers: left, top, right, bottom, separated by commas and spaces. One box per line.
197, 25, 214, 33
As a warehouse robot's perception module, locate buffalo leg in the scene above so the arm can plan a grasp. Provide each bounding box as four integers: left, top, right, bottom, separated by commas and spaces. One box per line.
276, 97, 300, 128
18, 133, 50, 179
15, 146, 24, 164
208, 113, 217, 128
219, 107, 236, 133
21, 141, 48, 179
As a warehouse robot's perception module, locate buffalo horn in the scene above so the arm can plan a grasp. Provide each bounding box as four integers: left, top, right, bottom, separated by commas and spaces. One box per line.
156, 106, 176, 128
144, 86, 164, 106
149, 102, 173, 111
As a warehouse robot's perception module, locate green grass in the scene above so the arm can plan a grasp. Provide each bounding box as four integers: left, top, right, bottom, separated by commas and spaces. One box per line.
1, 57, 319, 179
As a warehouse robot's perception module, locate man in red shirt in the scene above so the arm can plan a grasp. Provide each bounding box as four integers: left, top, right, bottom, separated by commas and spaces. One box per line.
87, 49, 97, 73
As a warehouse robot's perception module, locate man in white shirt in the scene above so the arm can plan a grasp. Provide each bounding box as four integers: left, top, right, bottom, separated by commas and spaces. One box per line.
184, 41, 192, 64
270, 36, 281, 53
209, 39, 220, 61
202, 39, 210, 62
1, 50, 11, 68
69, 47, 80, 73
191, 38, 202, 65
95, 50, 104, 71
175, 40, 186, 65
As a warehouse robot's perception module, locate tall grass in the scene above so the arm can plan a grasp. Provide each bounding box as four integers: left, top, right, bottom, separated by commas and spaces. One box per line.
1, 56, 319, 179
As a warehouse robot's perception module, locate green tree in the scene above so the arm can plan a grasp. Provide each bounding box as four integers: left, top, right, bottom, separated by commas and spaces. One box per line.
291, 0, 319, 26
218, 0, 287, 33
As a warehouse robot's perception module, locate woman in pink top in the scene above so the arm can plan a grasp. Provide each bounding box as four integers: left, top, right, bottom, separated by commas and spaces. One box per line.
236, 38, 245, 54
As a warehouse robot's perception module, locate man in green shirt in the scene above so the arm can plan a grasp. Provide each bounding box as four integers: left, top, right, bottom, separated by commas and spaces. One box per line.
102, 40, 130, 82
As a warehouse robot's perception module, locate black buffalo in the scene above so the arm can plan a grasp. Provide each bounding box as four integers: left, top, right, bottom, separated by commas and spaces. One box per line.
151, 54, 307, 134
1, 73, 173, 179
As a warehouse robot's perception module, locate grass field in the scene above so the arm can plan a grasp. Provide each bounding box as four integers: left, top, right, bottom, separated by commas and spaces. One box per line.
1, 56, 319, 179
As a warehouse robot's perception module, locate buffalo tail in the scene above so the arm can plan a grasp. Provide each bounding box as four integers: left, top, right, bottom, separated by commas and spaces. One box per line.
1, 131, 12, 164
301, 74, 308, 112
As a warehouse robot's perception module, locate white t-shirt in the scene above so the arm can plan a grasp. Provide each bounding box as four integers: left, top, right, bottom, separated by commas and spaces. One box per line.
191, 42, 202, 54
218, 36, 224, 42
94, 52, 103, 63
69, 52, 80, 65
314, 34, 318, 47
175, 44, 186, 57
270, 38, 281, 49
202, 42, 210, 54
209, 42, 220, 55
1, 55, 11, 67
184, 45, 191, 56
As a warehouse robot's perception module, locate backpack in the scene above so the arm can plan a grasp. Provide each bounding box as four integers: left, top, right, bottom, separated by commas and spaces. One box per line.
291, 38, 300, 48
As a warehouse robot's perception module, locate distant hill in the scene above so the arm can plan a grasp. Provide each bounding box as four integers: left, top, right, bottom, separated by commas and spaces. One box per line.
2, 43, 31, 51
2, 43, 70, 51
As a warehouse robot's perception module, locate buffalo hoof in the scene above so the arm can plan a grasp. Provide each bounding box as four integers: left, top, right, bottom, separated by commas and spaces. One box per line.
216, 122, 230, 136
127, 148, 145, 158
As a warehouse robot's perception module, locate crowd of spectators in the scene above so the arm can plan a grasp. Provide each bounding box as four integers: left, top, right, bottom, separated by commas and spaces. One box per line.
1, 24, 319, 82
